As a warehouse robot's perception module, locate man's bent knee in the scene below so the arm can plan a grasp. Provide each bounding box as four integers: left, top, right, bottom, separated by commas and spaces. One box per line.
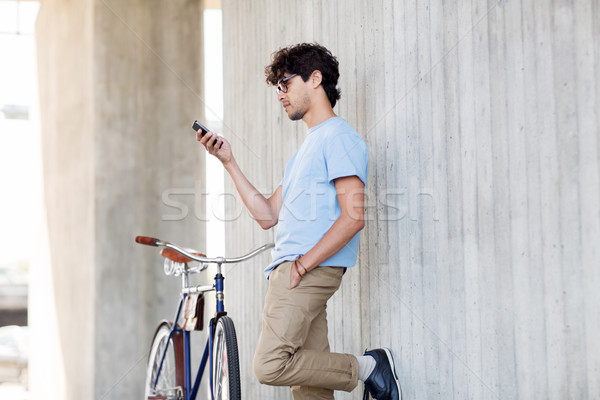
253, 353, 289, 386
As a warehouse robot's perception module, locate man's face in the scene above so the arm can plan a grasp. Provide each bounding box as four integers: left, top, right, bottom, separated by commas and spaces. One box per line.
277, 74, 310, 121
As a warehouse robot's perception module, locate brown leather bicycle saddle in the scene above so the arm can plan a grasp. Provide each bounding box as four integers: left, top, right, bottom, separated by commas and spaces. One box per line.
160, 248, 206, 264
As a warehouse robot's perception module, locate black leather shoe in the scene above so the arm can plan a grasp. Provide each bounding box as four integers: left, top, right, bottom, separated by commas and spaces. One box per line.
362, 348, 401, 400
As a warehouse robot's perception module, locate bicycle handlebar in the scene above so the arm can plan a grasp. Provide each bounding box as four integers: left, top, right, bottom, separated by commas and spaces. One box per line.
135, 235, 274, 264
135, 235, 160, 246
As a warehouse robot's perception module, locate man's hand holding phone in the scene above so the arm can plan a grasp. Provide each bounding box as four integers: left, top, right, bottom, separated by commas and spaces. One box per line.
193, 120, 232, 165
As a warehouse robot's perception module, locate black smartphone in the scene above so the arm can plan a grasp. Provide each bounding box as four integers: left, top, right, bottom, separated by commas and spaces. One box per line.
192, 120, 210, 136
192, 120, 223, 149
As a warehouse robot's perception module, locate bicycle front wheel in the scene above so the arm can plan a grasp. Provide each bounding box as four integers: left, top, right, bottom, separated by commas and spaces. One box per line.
145, 322, 185, 400
212, 316, 241, 399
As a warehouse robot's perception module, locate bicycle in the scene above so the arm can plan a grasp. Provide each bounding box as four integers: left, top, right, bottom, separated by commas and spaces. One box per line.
135, 235, 274, 400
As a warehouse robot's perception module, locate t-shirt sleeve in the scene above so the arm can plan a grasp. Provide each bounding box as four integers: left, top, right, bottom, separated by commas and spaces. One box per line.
324, 133, 369, 186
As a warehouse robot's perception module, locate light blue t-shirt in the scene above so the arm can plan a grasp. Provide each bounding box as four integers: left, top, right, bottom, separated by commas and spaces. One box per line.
265, 117, 369, 278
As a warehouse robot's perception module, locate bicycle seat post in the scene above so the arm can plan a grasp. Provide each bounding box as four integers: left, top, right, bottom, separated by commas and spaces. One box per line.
182, 266, 189, 292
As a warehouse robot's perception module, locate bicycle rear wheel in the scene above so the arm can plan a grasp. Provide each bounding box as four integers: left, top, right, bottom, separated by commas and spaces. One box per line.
145, 322, 185, 400
212, 316, 241, 399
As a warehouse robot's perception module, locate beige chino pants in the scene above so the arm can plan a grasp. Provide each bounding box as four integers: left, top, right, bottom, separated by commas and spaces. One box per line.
253, 261, 359, 400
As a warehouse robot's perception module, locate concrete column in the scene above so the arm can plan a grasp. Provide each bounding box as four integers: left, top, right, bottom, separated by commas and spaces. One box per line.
34, 0, 206, 398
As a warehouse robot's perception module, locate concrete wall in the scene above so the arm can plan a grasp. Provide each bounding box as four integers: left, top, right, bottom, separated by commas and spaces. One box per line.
34, 0, 206, 398
221, 1, 600, 399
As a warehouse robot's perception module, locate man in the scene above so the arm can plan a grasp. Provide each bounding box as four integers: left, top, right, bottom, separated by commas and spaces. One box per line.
197, 43, 400, 400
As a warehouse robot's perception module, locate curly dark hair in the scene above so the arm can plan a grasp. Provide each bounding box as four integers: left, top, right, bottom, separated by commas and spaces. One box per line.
265, 43, 341, 108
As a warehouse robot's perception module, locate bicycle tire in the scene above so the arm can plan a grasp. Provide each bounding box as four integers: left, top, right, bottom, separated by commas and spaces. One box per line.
145, 322, 185, 400
212, 316, 241, 399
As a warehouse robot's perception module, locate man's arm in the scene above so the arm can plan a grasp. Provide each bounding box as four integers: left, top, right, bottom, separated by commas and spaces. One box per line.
198, 131, 282, 229
225, 159, 282, 229
290, 175, 365, 288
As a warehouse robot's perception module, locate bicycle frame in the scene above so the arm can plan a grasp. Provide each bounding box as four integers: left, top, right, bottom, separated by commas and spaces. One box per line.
136, 236, 273, 400
154, 266, 224, 400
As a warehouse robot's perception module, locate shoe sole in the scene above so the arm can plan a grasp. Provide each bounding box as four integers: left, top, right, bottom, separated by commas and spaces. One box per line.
381, 347, 402, 400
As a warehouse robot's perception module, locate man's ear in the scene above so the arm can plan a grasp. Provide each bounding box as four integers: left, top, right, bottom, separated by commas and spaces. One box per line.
310, 70, 323, 88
